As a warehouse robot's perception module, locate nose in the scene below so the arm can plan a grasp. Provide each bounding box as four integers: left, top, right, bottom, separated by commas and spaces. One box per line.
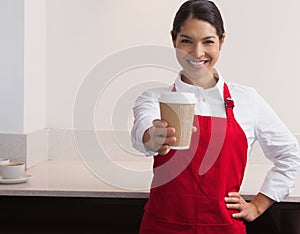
191, 43, 205, 59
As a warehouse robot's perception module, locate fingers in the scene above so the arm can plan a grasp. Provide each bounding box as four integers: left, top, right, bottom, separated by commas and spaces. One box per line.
145, 119, 196, 155
150, 123, 175, 139
225, 192, 242, 203
225, 192, 247, 219
150, 121, 176, 145
153, 119, 168, 128
143, 120, 176, 155
227, 192, 241, 197
231, 211, 244, 219
224, 192, 260, 222
157, 145, 171, 156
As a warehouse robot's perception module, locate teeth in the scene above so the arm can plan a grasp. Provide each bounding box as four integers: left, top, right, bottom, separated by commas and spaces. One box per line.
188, 60, 206, 66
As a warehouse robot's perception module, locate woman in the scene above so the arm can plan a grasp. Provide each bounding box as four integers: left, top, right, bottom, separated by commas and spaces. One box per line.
131, 0, 300, 233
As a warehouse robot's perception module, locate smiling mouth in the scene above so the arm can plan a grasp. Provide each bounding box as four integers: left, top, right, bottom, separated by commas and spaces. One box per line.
187, 60, 209, 69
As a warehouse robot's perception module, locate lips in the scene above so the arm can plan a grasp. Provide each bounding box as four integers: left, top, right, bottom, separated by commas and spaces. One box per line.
187, 59, 209, 69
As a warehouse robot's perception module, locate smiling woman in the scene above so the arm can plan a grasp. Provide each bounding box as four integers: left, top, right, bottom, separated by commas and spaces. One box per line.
131, 0, 300, 234
171, 0, 225, 88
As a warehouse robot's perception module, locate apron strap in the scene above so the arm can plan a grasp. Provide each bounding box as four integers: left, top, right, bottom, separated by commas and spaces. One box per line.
223, 83, 235, 119
172, 82, 235, 119
171, 84, 176, 92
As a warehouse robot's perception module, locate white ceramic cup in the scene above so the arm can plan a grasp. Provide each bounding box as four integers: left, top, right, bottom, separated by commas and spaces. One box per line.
0, 158, 10, 165
0, 162, 25, 179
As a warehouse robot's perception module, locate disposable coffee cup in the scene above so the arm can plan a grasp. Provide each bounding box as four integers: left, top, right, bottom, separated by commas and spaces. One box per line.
0, 162, 25, 179
159, 92, 196, 150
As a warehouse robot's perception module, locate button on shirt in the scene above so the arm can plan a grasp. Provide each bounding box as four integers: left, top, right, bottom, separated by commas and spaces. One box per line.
131, 72, 300, 202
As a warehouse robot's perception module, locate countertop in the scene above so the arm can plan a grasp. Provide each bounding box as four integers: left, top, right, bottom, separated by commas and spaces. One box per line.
1, 159, 300, 203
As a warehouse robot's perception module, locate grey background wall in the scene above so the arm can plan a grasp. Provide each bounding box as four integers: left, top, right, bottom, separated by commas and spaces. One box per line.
0, 0, 46, 134
0, 0, 25, 132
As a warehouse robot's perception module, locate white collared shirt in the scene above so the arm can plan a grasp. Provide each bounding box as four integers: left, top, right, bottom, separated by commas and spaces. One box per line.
131, 72, 300, 202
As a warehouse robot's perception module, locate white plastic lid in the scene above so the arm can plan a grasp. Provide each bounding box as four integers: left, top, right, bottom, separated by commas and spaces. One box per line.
159, 92, 197, 104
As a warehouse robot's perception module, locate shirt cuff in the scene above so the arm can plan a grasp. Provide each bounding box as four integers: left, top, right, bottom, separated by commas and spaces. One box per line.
131, 121, 159, 156
259, 170, 295, 202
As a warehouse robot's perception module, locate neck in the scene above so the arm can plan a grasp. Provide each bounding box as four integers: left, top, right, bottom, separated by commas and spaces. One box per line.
181, 70, 217, 89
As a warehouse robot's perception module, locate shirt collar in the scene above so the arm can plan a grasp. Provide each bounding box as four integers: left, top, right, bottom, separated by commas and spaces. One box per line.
174, 69, 225, 97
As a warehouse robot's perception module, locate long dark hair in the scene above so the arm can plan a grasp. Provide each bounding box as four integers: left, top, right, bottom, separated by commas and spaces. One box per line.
171, 0, 225, 41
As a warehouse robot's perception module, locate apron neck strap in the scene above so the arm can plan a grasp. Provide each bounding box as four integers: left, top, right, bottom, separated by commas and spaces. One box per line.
172, 84, 176, 92
172, 82, 235, 116
223, 83, 235, 109
223, 83, 235, 119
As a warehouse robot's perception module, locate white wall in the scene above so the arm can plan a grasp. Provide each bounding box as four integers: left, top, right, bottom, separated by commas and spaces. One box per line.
24, 0, 46, 133
1, 0, 299, 134
47, 0, 300, 135
214, 0, 300, 133
0, 0, 24, 133
46, 0, 184, 129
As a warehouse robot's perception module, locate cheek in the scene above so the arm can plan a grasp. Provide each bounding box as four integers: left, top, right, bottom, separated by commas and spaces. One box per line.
210, 47, 221, 59
175, 49, 186, 64
174, 39, 191, 51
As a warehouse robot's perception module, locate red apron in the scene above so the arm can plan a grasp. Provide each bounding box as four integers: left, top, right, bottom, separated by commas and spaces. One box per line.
139, 83, 248, 234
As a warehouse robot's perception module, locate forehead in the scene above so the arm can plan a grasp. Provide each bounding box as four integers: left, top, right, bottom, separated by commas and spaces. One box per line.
179, 18, 218, 38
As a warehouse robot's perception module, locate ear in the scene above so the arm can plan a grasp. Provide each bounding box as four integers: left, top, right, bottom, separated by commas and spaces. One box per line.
219, 33, 226, 50
170, 31, 176, 48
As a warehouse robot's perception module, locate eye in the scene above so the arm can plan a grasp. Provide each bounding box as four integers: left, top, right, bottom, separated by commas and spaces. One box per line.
181, 39, 192, 44
204, 40, 215, 45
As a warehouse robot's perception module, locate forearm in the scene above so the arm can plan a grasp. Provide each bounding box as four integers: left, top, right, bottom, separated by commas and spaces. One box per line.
250, 192, 275, 216
143, 128, 153, 152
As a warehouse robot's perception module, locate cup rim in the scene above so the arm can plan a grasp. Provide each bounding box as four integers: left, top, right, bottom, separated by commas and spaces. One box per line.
0, 158, 9, 161
0, 162, 25, 167
159, 92, 197, 104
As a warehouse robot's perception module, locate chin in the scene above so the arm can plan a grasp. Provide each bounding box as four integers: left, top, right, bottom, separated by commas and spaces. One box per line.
183, 67, 211, 80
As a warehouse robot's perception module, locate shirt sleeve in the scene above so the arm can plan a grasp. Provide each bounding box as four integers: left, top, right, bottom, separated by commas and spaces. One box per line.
131, 89, 161, 156
254, 90, 300, 202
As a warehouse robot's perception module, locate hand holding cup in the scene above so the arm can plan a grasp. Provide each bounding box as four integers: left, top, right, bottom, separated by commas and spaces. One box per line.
143, 92, 196, 155
143, 119, 177, 155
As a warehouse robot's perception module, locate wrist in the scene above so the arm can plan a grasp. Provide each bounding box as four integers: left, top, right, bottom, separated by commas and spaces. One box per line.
250, 193, 275, 216
249, 200, 263, 216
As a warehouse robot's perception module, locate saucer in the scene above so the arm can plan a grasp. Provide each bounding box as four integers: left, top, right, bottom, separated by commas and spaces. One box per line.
0, 174, 32, 184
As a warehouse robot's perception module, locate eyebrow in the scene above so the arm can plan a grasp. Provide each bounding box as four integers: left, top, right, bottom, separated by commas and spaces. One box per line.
178, 34, 216, 40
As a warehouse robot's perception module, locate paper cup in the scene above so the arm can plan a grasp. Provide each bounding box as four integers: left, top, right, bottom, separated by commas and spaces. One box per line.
159, 92, 196, 150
